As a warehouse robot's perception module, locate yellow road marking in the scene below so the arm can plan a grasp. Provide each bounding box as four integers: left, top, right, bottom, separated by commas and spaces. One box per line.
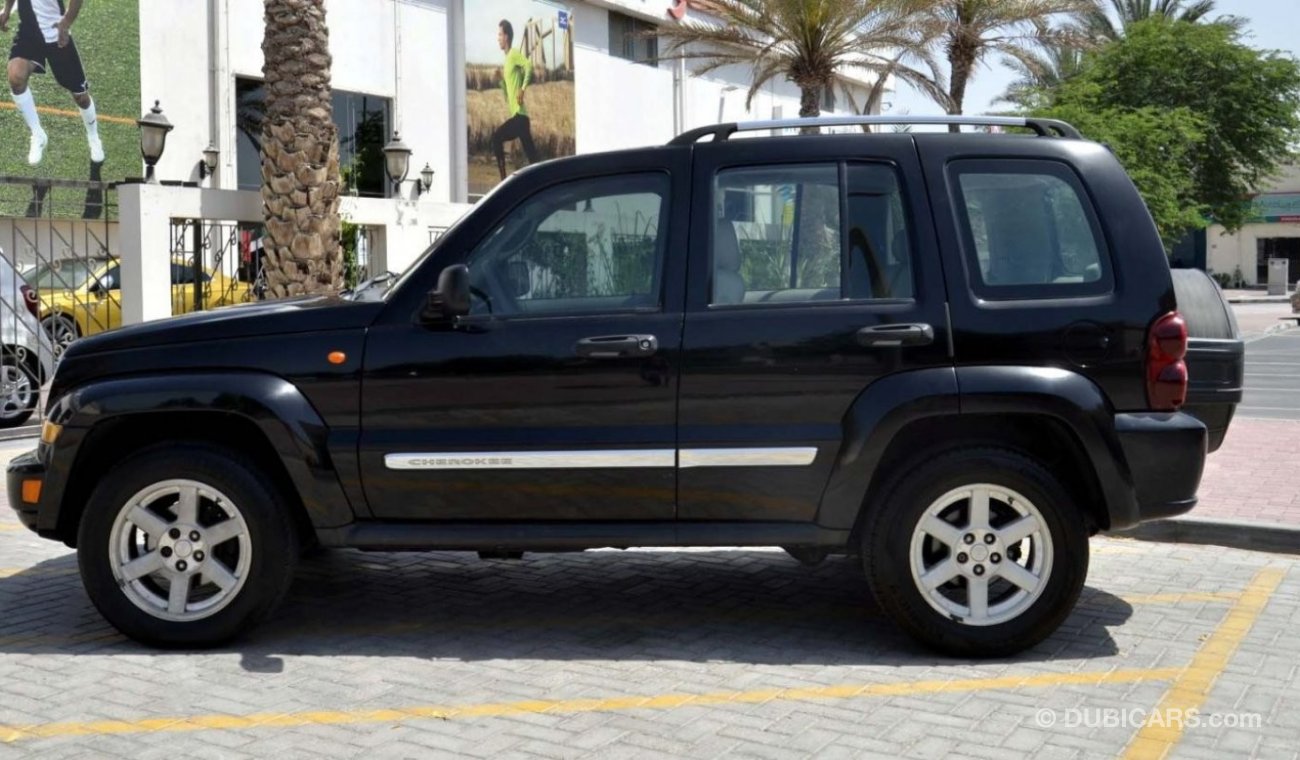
0, 667, 1182, 743
0, 101, 136, 125
1122, 566, 1286, 760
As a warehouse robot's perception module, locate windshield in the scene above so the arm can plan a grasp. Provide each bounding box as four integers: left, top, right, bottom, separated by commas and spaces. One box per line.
26, 259, 106, 290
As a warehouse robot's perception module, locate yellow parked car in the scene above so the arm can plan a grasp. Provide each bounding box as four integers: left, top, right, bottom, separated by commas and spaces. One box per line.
25, 257, 252, 351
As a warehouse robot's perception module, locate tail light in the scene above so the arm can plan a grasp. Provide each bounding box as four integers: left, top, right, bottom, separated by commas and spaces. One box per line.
1146, 311, 1188, 410
20, 284, 39, 320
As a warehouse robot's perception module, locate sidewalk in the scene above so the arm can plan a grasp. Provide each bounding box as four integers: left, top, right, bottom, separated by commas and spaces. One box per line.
1222, 287, 1292, 304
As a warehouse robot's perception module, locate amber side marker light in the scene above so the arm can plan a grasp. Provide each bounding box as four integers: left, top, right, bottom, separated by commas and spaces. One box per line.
21, 479, 42, 504
328, 351, 347, 365
40, 421, 62, 445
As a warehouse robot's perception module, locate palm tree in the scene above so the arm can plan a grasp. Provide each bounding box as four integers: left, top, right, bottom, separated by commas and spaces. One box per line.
932, 0, 1091, 127
1083, 0, 1241, 41
659, 0, 946, 125
997, 40, 1086, 108
259, 0, 343, 299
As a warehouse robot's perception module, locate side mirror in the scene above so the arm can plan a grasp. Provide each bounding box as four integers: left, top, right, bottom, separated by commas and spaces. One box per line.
423, 264, 471, 321
504, 260, 531, 298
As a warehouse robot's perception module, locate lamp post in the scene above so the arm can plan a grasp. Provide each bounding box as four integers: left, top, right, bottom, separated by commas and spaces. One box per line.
137, 100, 174, 184
199, 143, 220, 182
382, 131, 412, 197
419, 163, 435, 196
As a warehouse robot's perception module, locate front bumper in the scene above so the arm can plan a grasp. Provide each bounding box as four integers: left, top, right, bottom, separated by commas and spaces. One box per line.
1113, 411, 1207, 526
6, 449, 45, 534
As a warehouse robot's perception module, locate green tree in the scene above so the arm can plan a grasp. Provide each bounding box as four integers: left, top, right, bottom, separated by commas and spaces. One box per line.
1038, 92, 1206, 246
1081, 0, 1240, 41
659, 0, 946, 123
930, 0, 1091, 127
1043, 19, 1300, 232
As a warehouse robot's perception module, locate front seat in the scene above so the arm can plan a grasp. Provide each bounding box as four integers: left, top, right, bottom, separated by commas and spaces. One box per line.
713, 220, 746, 305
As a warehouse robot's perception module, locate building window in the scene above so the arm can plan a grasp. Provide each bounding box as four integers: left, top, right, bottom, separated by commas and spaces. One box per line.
822, 85, 837, 113
235, 77, 393, 198
609, 11, 658, 67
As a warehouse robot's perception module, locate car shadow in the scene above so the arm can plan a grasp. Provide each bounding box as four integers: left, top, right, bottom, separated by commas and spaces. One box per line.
0, 549, 1129, 670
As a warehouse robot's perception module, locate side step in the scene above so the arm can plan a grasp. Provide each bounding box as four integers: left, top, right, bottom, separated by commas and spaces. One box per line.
317, 521, 851, 552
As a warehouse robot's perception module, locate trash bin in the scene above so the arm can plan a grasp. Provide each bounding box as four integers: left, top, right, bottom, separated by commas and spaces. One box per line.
1268, 258, 1289, 296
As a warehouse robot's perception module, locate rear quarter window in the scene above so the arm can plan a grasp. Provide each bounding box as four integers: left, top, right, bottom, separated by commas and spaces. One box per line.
950, 159, 1113, 300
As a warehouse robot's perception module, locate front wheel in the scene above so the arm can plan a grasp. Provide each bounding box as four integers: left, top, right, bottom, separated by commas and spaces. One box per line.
862, 447, 1089, 657
77, 444, 298, 647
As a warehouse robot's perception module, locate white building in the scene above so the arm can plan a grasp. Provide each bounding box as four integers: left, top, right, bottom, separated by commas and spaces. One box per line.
1206, 164, 1300, 287
139, 0, 885, 269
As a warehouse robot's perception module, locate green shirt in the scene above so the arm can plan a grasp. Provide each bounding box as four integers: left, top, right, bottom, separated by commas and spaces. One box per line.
501, 47, 531, 118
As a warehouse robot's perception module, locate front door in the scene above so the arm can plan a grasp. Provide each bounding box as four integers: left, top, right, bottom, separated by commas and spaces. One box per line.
360, 152, 689, 521
677, 136, 952, 522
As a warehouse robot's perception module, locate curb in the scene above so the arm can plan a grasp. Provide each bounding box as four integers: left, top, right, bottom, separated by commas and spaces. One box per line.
0, 426, 38, 444
1225, 295, 1290, 304
1109, 516, 1300, 555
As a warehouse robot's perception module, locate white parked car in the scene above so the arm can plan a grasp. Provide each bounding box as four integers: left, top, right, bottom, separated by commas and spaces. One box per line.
0, 249, 57, 428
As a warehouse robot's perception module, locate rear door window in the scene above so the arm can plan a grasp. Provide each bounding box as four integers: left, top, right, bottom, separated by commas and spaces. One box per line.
950, 160, 1112, 299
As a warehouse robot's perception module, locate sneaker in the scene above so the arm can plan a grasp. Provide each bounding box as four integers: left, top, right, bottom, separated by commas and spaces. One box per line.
27, 131, 47, 165
88, 134, 104, 163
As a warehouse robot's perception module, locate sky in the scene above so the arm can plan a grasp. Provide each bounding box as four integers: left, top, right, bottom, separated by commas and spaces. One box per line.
886, 0, 1300, 118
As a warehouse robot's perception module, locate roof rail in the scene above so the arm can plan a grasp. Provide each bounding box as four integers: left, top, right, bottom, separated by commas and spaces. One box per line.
668, 115, 1082, 145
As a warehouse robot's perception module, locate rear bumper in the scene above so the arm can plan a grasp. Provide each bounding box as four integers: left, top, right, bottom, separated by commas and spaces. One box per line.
1112, 412, 1207, 527
5, 449, 44, 534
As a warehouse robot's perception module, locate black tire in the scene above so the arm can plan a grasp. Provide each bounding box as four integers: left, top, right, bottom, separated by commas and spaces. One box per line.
77, 443, 298, 648
0, 349, 38, 429
861, 447, 1089, 657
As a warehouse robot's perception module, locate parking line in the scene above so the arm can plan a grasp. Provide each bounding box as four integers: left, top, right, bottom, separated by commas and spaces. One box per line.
0, 667, 1183, 743
1121, 566, 1286, 760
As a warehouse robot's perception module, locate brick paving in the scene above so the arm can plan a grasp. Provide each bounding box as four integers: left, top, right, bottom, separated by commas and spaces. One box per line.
2, 444, 1300, 758
1195, 417, 1300, 525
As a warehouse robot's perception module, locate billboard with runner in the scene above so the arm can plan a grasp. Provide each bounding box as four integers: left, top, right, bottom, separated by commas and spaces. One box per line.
1, 0, 139, 217
465, 0, 575, 198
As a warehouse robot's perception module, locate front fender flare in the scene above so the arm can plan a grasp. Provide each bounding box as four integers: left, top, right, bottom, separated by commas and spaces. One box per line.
40, 372, 354, 534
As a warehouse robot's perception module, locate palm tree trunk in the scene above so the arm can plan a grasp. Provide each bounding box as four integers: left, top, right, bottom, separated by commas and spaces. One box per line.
260, 0, 342, 299
798, 85, 822, 134
947, 44, 975, 134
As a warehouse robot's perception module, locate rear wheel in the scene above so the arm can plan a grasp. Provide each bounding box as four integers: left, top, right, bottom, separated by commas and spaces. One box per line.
41, 313, 79, 354
77, 444, 298, 647
862, 447, 1089, 657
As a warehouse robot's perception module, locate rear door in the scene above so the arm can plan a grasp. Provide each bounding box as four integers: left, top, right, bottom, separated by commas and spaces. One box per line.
677, 135, 952, 522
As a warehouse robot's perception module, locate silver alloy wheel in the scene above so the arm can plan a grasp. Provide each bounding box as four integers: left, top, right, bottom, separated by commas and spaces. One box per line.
42, 315, 78, 354
0, 362, 34, 420
108, 479, 252, 622
908, 483, 1054, 627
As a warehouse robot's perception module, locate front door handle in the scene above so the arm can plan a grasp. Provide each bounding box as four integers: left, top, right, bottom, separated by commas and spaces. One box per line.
575, 334, 659, 358
856, 323, 935, 348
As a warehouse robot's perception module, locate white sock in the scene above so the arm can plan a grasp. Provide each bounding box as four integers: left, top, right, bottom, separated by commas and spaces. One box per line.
10, 89, 44, 135
81, 98, 99, 139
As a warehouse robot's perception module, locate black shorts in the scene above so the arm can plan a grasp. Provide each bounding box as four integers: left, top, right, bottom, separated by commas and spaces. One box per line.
9, 24, 88, 94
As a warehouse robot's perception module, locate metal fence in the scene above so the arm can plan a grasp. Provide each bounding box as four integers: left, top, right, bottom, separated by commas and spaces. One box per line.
0, 175, 117, 430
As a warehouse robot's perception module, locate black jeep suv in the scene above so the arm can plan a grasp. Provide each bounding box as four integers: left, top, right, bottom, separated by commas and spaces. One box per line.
7, 116, 1244, 656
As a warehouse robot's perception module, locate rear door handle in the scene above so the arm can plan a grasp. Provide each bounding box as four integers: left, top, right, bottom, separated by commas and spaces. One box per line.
575, 334, 659, 358
856, 323, 935, 348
